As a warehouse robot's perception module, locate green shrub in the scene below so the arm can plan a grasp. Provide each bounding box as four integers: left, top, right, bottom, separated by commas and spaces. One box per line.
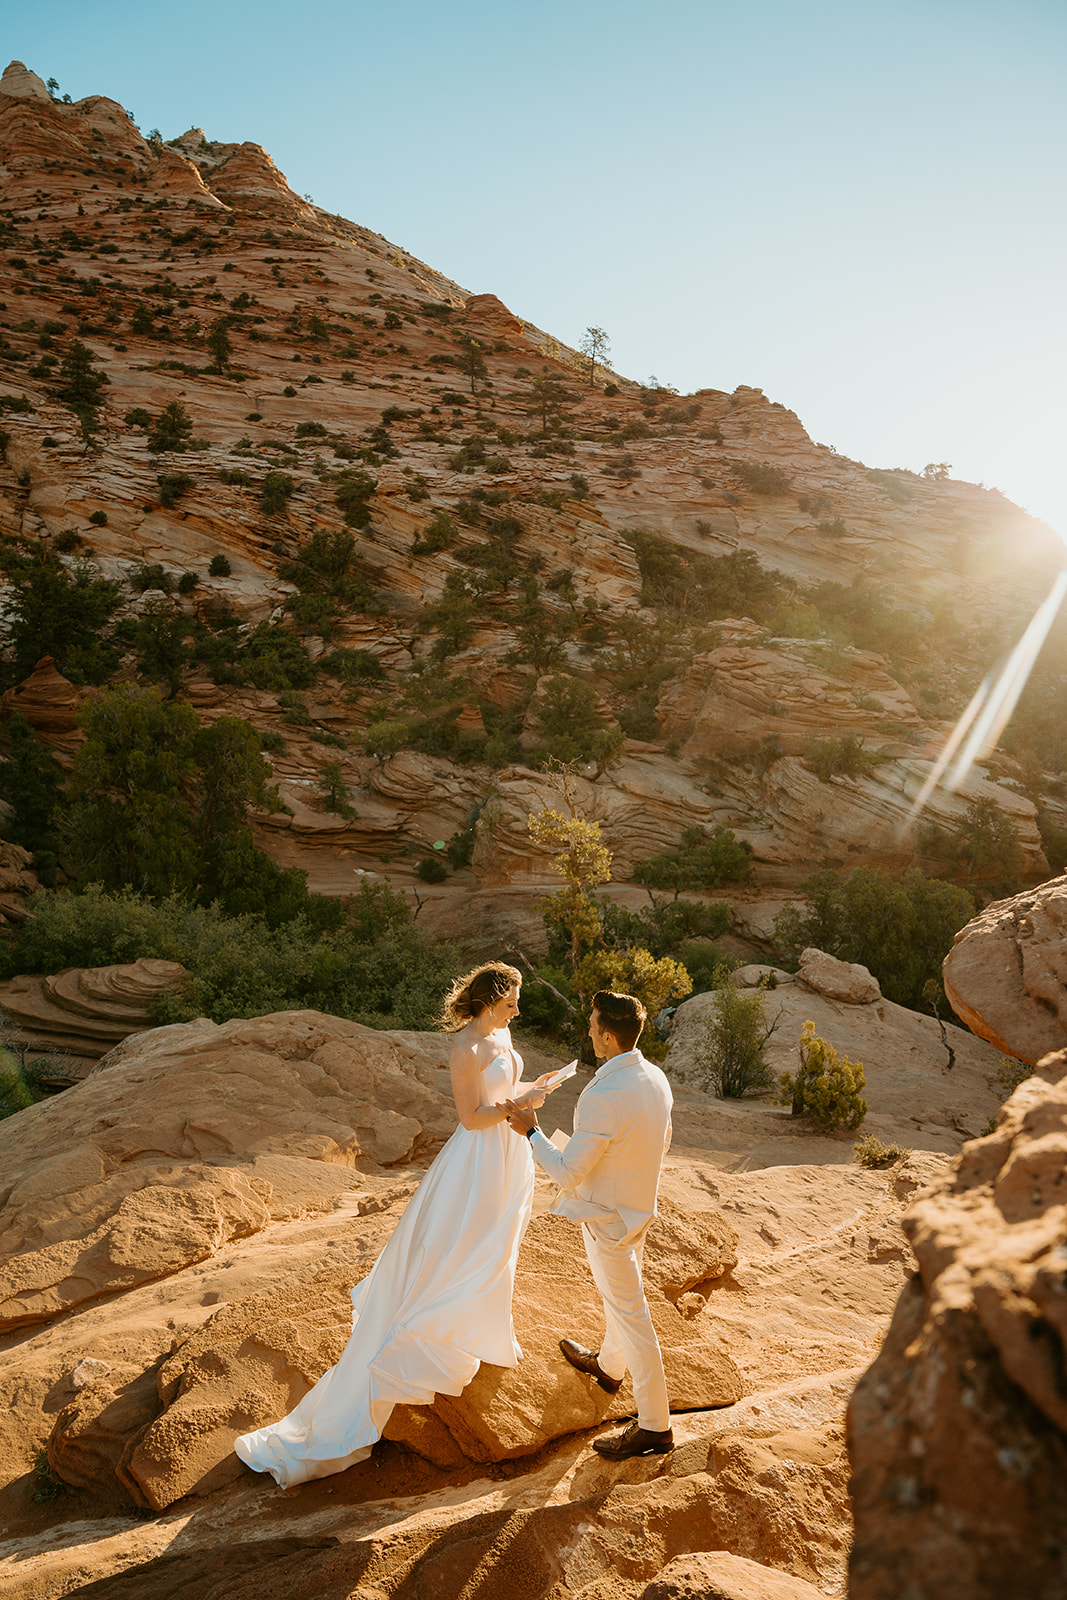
53, 340, 109, 435
919, 797, 1024, 897
696, 970, 779, 1098
412, 510, 457, 555
854, 1134, 910, 1168
128, 562, 173, 594
178, 570, 198, 594
0, 712, 64, 867
575, 946, 692, 1039
88, 510, 108, 527
31, 1449, 66, 1503
316, 760, 355, 818
624, 530, 783, 622
334, 470, 377, 528
361, 718, 415, 757
635, 826, 754, 892
732, 461, 791, 495
157, 472, 195, 508
527, 674, 624, 774
803, 733, 885, 783
415, 854, 448, 883
319, 648, 383, 684
260, 470, 295, 515
3, 880, 459, 1031
208, 554, 232, 578
197, 621, 317, 691
995, 1054, 1033, 1102
779, 1021, 867, 1130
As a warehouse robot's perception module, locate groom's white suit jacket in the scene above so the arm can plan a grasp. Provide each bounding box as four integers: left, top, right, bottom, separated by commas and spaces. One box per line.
530, 1049, 673, 1249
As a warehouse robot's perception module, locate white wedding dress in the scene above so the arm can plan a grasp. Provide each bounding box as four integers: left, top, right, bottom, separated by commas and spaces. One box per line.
234, 1046, 534, 1488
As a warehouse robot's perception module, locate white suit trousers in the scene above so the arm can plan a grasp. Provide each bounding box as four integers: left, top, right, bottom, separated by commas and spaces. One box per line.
581, 1224, 670, 1432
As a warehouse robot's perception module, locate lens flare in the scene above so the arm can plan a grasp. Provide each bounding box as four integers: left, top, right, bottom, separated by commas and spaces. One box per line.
908, 567, 1067, 821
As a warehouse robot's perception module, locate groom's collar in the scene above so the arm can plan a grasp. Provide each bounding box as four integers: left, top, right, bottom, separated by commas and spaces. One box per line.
593, 1048, 643, 1080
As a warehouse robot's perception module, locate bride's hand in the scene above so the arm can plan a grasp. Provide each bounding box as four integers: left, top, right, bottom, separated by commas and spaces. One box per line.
512, 1087, 547, 1110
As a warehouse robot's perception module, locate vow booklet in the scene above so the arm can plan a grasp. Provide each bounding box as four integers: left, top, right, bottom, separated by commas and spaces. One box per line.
543, 1059, 578, 1090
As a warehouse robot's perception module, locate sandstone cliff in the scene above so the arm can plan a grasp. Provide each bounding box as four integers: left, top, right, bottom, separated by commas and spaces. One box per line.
0, 60, 1062, 950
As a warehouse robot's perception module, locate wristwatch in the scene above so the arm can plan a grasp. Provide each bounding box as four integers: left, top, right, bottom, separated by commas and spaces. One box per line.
524, 1123, 537, 1140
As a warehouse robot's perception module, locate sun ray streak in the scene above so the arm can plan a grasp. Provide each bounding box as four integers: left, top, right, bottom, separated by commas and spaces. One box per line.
907, 567, 1067, 823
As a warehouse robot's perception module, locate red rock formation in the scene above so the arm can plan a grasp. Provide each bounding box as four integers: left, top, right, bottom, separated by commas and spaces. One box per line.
0, 657, 85, 749
847, 1047, 1067, 1599
943, 874, 1067, 1064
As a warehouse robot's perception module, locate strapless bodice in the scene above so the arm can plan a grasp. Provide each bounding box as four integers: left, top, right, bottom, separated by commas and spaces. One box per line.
481, 1047, 522, 1107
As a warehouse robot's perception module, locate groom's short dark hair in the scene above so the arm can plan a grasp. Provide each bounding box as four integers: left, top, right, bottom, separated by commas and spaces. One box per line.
592, 990, 647, 1051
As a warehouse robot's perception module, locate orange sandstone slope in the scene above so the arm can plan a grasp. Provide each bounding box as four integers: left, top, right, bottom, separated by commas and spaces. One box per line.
0, 58, 1060, 935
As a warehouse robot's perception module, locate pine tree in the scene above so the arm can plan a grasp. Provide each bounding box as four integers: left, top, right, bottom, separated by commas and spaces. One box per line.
53, 340, 110, 435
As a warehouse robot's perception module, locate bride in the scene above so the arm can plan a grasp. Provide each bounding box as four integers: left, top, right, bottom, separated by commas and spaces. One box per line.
234, 961, 554, 1488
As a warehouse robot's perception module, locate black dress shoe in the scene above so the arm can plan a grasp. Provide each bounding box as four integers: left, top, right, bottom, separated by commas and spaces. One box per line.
592, 1421, 674, 1459
559, 1338, 623, 1394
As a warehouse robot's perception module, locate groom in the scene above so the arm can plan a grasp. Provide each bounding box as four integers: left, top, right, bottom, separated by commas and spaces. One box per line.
505, 989, 674, 1459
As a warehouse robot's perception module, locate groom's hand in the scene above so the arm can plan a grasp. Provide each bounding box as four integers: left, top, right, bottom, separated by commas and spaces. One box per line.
504, 1098, 537, 1135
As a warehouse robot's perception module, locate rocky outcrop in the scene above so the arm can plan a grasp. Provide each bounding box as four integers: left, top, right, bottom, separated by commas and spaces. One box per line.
943, 873, 1067, 1064
1, 1063, 919, 1597
0, 60, 51, 100
68, 1200, 741, 1510
665, 959, 1005, 1152
0, 1012, 467, 1330
847, 1047, 1067, 1599
657, 639, 924, 759
0, 657, 86, 750
0, 958, 186, 1062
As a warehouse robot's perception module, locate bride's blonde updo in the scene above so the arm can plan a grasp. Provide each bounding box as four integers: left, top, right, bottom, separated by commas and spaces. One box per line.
439, 961, 522, 1032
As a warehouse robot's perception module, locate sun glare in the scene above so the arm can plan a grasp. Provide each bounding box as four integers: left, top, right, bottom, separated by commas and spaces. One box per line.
908, 564, 1067, 820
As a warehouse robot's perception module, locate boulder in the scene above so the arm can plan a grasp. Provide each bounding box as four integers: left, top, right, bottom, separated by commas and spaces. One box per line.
640, 1550, 828, 1599
847, 1047, 1067, 1599
797, 947, 881, 1004
0, 1011, 458, 1330
943, 874, 1067, 1064
104, 1199, 743, 1509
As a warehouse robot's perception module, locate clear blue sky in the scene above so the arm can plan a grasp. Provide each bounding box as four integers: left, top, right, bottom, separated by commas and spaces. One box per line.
9, 0, 1067, 543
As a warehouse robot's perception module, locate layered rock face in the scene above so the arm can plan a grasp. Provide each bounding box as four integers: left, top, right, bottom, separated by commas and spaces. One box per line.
847, 1047, 1067, 1598
0, 64, 1059, 936
0, 956, 186, 1064
943, 873, 1067, 1064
